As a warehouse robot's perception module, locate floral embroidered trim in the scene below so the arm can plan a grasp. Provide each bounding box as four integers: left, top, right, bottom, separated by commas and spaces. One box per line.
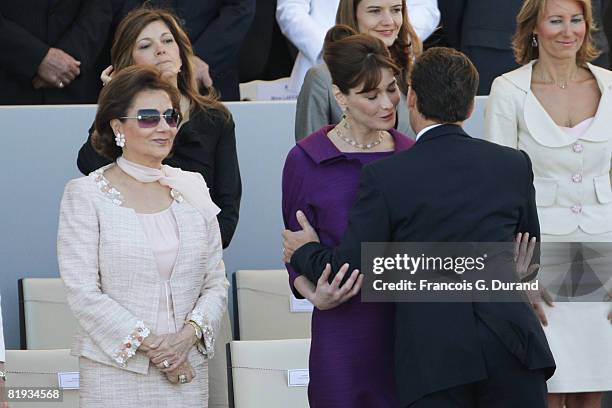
92, 171, 123, 205
190, 310, 215, 359
112, 321, 150, 367
201, 324, 215, 359
91, 168, 183, 206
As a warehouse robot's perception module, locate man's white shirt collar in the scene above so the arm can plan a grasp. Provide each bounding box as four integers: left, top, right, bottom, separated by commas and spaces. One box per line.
415, 123, 443, 141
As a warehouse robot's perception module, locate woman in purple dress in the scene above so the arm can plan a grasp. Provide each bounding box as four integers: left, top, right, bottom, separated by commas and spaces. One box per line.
282, 25, 414, 407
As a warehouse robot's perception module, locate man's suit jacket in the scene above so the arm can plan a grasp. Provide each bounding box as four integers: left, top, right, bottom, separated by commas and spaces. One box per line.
238, 0, 295, 83
0, 0, 112, 104
121, 0, 255, 101
58, 165, 229, 373
290, 124, 555, 406
437, 0, 610, 94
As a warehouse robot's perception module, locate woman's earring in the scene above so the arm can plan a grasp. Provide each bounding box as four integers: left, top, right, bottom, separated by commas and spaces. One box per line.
532, 34, 538, 48
342, 106, 349, 120
115, 133, 125, 147
341, 110, 350, 130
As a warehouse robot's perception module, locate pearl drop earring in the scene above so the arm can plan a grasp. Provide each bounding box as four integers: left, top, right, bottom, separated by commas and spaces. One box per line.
115, 133, 125, 147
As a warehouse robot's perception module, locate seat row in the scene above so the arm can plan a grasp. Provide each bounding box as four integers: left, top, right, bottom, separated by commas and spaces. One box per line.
7, 270, 313, 407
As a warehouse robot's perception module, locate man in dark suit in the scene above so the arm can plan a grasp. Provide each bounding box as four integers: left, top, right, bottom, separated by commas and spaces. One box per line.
121, 0, 254, 101
0, 0, 112, 104
238, 0, 294, 84
283, 47, 555, 407
434, 0, 609, 95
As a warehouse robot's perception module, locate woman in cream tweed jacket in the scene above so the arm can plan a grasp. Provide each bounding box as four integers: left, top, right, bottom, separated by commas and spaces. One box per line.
58, 169, 228, 366
58, 66, 228, 407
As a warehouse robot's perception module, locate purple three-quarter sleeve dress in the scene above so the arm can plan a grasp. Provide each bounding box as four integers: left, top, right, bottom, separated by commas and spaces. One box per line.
282, 125, 414, 407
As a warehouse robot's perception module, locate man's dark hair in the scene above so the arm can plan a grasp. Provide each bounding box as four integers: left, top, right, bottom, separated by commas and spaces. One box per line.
410, 47, 479, 123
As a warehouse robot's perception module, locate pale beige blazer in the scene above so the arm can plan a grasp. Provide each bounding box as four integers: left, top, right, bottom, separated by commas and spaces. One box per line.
484, 61, 612, 236
57, 165, 229, 374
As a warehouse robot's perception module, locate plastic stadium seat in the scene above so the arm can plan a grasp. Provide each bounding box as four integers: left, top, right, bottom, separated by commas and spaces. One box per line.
4, 348, 78, 407
229, 339, 310, 408
19, 278, 77, 349
235, 270, 311, 340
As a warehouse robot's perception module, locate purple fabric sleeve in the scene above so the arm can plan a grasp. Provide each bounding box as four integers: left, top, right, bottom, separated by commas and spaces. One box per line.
281, 146, 318, 299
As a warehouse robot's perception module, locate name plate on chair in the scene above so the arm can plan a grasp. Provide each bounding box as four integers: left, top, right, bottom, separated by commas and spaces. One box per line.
290, 294, 314, 313
57, 372, 79, 389
287, 369, 309, 387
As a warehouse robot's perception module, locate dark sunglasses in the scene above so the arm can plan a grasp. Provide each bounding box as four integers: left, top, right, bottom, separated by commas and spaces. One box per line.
120, 108, 182, 128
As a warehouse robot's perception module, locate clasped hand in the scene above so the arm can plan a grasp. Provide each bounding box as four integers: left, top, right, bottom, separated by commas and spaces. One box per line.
33, 48, 81, 89
141, 326, 197, 384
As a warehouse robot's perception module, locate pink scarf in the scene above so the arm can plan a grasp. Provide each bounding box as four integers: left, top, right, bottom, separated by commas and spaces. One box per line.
116, 156, 220, 221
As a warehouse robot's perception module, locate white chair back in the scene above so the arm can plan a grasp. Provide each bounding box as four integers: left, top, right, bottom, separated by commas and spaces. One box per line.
21, 278, 76, 349
4, 348, 79, 408
229, 339, 310, 408
235, 269, 311, 340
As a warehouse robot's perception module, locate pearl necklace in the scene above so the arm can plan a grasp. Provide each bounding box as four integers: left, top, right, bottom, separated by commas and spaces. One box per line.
333, 121, 384, 150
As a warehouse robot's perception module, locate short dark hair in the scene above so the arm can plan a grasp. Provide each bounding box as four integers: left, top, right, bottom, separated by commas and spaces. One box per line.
410, 47, 479, 123
323, 25, 400, 95
92, 65, 181, 160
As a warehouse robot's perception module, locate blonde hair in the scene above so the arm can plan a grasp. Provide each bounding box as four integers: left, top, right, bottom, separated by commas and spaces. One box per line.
335, 0, 422, 93
512, 0, 600, 65
111, 6, 228, 118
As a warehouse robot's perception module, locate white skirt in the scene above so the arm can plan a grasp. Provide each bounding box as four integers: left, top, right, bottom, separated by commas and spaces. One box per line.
540, 229, 612, 393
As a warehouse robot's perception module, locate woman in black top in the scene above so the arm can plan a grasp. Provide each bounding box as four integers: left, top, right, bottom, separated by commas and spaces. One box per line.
77, 7, 241, 248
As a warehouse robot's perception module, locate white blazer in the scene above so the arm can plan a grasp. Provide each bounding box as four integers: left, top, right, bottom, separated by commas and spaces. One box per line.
484, 61, 612, 235
0, 295, 5, 362
276, 0, 441, 93
57, 165, 229, 374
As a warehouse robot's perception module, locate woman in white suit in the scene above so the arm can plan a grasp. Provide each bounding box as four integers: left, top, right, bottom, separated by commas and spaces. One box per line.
484, 0, 612, 406
276, 0, 440, 96
58, 66, 228, 407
